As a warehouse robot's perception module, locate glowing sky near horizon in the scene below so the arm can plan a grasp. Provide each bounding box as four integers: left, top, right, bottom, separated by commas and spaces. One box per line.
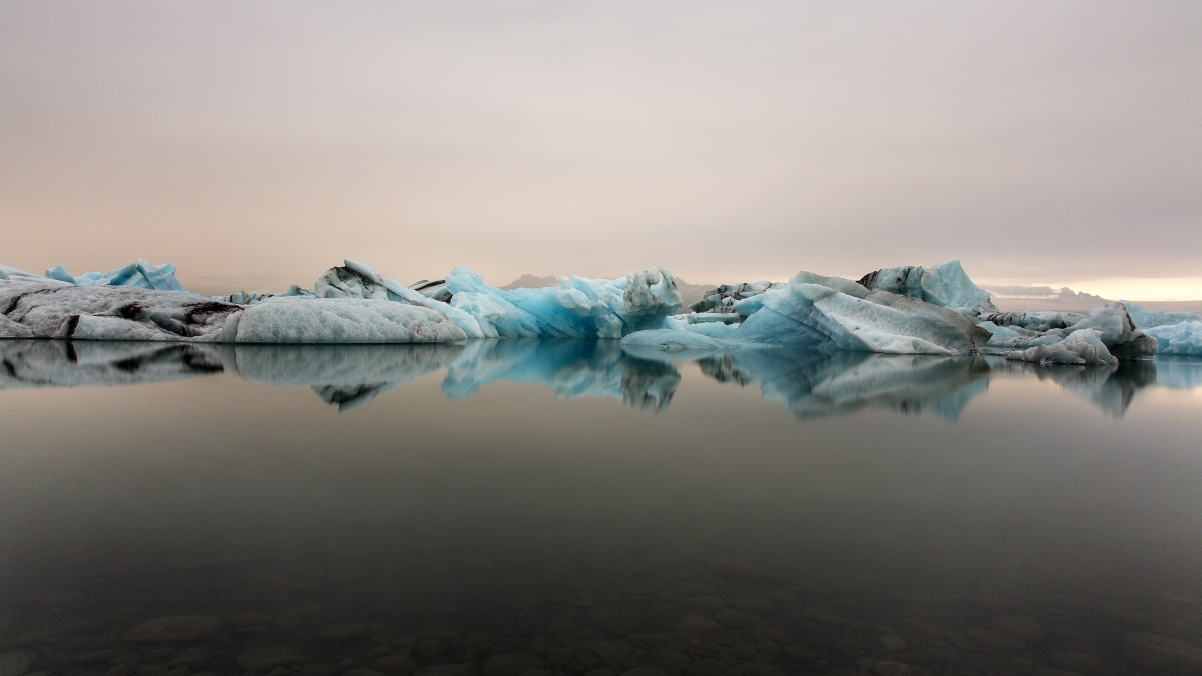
1, 2, 1199, 299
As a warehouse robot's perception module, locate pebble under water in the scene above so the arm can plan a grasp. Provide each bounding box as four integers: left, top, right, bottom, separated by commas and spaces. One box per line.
1, 340, 1200, 676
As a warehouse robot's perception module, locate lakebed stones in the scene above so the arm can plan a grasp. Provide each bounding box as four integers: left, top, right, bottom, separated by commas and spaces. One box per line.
1123, 632, 1202, 673
320, 622, 367, 641
580, 641, 631, 667
415, 663, 476, 676
962, 629, 1025, 653
675, 615, 724, 640
237, 646, 303, 672
371, 655, 418, 676
167, 647, 210, 668
619, 669, 670, 676
679, 596, 727, 613
0, 653, 34, 676
1046, 652, 1114, 676
714, 609, 767, 631
122, 616, 222, 643
992, 616, 1045, 645
857, 659, 930, 676
645, 649, 690, 673
481, 653, 542, 676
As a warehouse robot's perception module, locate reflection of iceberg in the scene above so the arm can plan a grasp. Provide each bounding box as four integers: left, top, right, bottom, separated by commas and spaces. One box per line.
225, 344, 464, 411
5, 337, 1196, 418
985, 357, 1163, 418
0, 339, 223, 388
440, 339, 679, 413
692, 350, 992, 421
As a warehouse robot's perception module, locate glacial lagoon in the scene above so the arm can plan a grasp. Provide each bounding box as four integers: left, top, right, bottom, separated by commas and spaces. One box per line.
1, 340, 1201, 676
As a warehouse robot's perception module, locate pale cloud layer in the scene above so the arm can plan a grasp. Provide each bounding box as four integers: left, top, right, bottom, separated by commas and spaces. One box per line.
1, 2, 1199, 297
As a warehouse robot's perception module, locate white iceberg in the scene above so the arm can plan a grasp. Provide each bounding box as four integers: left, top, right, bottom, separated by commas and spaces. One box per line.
981, 303, 1158, 363
1004, 328, 1118, 365
224, 297, 466, 344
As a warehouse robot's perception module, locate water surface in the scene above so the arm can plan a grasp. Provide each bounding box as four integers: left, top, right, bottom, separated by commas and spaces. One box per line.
1, 340, 1200, 676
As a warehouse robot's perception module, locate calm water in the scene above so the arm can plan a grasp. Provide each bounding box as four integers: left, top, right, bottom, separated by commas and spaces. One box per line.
1, 340, 1200, 676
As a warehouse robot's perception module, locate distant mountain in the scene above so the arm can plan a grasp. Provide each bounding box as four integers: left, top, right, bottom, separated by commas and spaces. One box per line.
983, 285, 1202, 314
985, 285, 1111, 312
673, 278, 717, 312
500, 273, 717, 312
499, 274, 559, 290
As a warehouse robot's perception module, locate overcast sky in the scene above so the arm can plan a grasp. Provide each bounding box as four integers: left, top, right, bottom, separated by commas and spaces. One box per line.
2, 2, 1199, 297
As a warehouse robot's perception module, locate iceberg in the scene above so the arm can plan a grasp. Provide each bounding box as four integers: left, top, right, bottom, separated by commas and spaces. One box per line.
1120, 301, 1199, 329
443, 266, 682, 338
622, 269, 991, 356
622, 262, 1165, 363
0, 256, 1188, 360
311, 260, 683, 339
857, 260, 998, 316
0, 279, 465, 344
1, 279, 241, 341
980, 303, 1158, 363
225, 297, 467, 344
43, 259, 190, 293
1142, 320, 1202, 356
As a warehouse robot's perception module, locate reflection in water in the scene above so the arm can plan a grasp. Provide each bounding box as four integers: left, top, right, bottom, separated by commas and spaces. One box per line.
3, 339, 1202, 676
226, 344, 464, 411
694, 351, 991, 421
997, 359, 1159, 418
2, 339, 1200, 418
0, 339, 223, 388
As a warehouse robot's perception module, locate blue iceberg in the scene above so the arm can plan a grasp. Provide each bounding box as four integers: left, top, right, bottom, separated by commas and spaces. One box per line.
623, 267, 992, 356
44, 259, 190, 293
